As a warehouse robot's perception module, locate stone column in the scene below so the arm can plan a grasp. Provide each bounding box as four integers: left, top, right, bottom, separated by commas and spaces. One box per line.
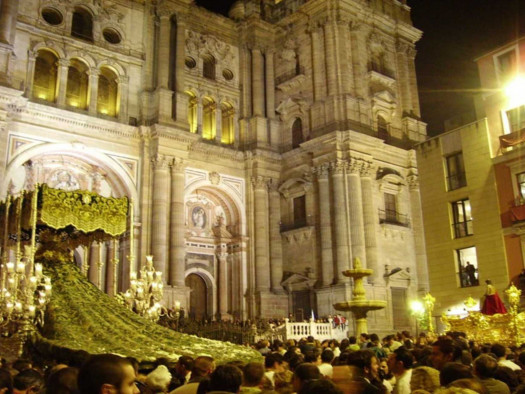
331, 161, 350, 283
408, 173, 429, 292
310, 26, 326, 101
105, 240, 119, 296
337, 20, 354, 94
265, 50, 275, 118
347, 159, 366, 267
0, 0, 18, 44
218, 248, 229, 319
88, 68, 99, 115
118, 75, 129, 123
316, 165, 334, 286
323, 21, 337, 96
241, 46, 252, 118
268, 180, 284, 293
252, 176, 270, 292
361, 164, 379, 282
169, 158, 186, 287
57, 58, 70, 107
88, 242, 100, 287
157, 14, 172, 89
251, 48, 265, 117
151, 155, 170, 281
25, 52, 36, 98
174, 19, 185, 94
215, 101, 222, 143
349, 21, 368, 99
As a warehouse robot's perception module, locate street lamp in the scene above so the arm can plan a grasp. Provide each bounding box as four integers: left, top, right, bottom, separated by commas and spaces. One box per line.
505, 75, 525, 108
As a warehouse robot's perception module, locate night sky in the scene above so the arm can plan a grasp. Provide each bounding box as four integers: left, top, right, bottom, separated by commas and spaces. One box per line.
195, 0, 525, 136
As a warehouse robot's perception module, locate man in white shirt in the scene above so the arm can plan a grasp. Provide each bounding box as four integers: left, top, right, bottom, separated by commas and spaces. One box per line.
388, 347, 414, 394
318, 349, 334, 378
491, 344, 521, 371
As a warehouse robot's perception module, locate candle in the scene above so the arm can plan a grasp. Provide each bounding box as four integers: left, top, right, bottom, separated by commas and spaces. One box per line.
175, 301, 181, 310
28, 305, 35, 317
16, 262, 25, 273
15, 302, 22, 312
6, 262, 14, 273
6, 302, 13, 312
35, 263, 43, 277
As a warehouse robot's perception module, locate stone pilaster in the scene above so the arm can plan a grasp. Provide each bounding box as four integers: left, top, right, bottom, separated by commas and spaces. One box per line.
217, 248, 230, 320
215, 102, 222, 143
151, 154, 170, 280
157, 14, 171, 89
56, 59, 70, 107
323, 21, 337, 96
349, 21, 368, 99
25, 53, 36, 98
265, 50, 275, 119
118, 75, 129, 123
396, 41, 411, 117
88, 68, 99, 115
251, 48, 265, 117
309, 25, 326, 101
331, 160, 350, 283
347, 159, 367, 268
252, 176, 270, 291
408, 172, 429, 292
268, 179, 284, 293
316, 164, 334, 286
0, 0, 18, 45
169, 158, 186, 287
406, 46, 420, 117
361, 163, 379, 282
337, 20, 354, 95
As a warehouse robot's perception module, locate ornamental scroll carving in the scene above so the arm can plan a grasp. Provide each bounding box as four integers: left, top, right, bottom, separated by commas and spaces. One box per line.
185, 30, 238, 71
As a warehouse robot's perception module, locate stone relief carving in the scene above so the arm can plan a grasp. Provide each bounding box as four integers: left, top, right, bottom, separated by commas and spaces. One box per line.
209, 171, 221, 185
185, 30, 237, 70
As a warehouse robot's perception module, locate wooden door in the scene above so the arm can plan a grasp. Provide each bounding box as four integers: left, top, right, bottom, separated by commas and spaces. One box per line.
185, 274, 207, 321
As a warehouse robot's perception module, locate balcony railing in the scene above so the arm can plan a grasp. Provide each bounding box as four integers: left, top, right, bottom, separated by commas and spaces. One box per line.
378, 209, 410, 227
447, 172, 467, 191
452, 221, 473, 238
499, 129, 525, 151
511, 200, 525, 223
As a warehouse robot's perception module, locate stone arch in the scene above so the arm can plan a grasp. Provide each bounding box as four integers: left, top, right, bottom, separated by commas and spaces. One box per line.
291, 117, 304, 149
31, 41, 66, 59
2, 142, 139, 213
71, 5, 95, 42
66, 51, 96, 69
220, 101, 235, 145
32, 49, 59, 103
96, 60, 126, 78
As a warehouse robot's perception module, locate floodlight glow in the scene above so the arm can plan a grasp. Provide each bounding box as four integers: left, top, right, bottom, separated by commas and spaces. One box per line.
410, 300, 424, 315
505, 76, 525, 108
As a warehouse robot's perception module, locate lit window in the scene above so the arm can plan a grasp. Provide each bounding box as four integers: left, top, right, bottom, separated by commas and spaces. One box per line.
66, 59, 89, 110
456, 246, 479, 288
202, 97, 216, 140
97, 67, 119, 117
33, 50, 58, 103
505, 106, 525, 134
451, 199, 473, 238
221, 103, 234, 145
446, 152, 466, 191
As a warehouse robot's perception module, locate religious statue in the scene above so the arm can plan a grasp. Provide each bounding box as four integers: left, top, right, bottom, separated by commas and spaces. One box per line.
481, 280, 507, 315
192, 207, 206, 229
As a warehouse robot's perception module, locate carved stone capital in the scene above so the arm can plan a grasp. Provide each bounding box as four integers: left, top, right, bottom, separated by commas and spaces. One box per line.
314, 164, 330, 180
347, 158, 365, 174
171, 157, 186, 174
331, 160, 346, 175
407, 173, 419, 190
252, 176, 269, 191
58, 58, 70, 68
151, 154, 171, 170
360, 161, 375, 177
268, 178, 280, 193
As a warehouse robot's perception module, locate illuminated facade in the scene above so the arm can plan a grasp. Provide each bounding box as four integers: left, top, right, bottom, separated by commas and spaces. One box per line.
416, 37, 525, 319
0, 0, 427, 333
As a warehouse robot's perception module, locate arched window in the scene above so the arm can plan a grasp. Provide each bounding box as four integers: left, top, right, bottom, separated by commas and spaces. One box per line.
292, 118, 303, 149
71, 7, 93, 42
66, 59, 89, 109
203, 55, 216, 80
187, 92, 198, 133
33, 50, 58, 103
97, 67, 119, 117
377, 115, 388, 140
221, 103, 234, 145
202, 97, 216, 140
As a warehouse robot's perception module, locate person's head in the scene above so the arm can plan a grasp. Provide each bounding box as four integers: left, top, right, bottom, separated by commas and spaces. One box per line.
175, 356, 194, 378
207, 365, 242, 393
494, 366, 520, 392
348, 336, 357, 345
265, 353, 284, 372
303, 350, 320, 364
321, 349, 334, 364
369, 334, 380, 344
13, 369, 43, 394
410, 366, 440, 393
77, 354, 138, 394
473, 354, 498, 379
0, 368, 13, 394
146, 365, 172, 392
298, 378, 343, 394
46, 367, 79, 394
439, 362, 473, 386
191, 356, 215, 380
242, 362, 264, 387
388, 347, 413, 376
292, 363, 320, 393
359, 333, 369, 343
12, 361, 32, 374
347, 350, 379, 379
490, 343, 506, 359
430, 338, 460, 371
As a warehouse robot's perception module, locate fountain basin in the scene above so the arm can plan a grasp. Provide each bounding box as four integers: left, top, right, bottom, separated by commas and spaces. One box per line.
342, 268, 374, 279
334, 300, 387, 312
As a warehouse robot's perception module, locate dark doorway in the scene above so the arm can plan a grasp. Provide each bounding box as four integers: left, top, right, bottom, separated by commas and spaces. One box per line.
186, 274, 207, 321
293, 289, 314, 322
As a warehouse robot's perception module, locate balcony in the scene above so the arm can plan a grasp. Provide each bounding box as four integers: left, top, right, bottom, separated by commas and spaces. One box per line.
378, 209, 410, 227
280, 218, 308, 233
499, 129, 525, 151
511, 200, 525, 223
447, 172, 467, 191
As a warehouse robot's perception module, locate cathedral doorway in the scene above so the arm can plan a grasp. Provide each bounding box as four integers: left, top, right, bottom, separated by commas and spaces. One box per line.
186, 273, 207, 321
292, 290, 314, 322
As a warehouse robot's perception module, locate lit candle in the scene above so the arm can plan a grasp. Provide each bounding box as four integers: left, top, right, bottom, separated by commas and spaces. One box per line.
175, 301, 181, 311
15, 302, 22, 312
6, 302, 13, 312
28, 305, 36, 317
35, 263, 43, 277
130, 272, 137, 280
6, 262, 14, 273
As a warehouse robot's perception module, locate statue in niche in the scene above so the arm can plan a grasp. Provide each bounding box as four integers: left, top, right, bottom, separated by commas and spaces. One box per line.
192, 206, 206, 229
54, 170, 80, 191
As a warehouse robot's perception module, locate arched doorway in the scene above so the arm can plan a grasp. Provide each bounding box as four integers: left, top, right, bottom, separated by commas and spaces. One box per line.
186, 273, 207, 321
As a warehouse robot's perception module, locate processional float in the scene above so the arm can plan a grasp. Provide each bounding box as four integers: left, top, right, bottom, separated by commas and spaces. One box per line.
0, 184, 259, 364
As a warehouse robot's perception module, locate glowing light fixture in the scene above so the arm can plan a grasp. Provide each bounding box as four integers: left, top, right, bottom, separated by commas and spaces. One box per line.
38, 94, 47, 100
505, 75, 525, 108
410, 300, 424, 315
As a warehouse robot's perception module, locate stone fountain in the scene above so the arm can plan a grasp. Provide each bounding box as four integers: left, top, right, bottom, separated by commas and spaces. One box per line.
334, 257, 387, 336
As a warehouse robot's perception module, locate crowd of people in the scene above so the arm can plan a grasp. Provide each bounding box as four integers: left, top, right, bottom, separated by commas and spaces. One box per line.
1, 330, 525, 393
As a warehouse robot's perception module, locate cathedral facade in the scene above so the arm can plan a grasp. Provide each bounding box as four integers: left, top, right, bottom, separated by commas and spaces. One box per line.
0, 0, 428, 333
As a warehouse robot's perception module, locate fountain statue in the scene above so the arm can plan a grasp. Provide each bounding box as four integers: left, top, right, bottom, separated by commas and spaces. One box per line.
334, 257, 387, 336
